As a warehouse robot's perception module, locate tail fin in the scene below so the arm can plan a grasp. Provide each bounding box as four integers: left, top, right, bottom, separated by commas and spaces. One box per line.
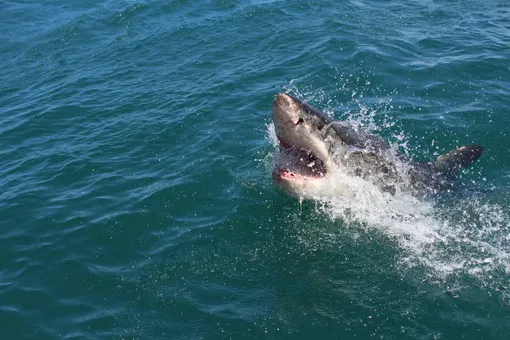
433, 145, 484, 178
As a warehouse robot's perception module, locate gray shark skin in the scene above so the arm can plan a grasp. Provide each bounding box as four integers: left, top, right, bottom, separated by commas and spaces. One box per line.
271, 92, 484, 197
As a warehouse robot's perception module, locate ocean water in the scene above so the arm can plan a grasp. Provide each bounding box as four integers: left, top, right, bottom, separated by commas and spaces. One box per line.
1, 0, 510, 339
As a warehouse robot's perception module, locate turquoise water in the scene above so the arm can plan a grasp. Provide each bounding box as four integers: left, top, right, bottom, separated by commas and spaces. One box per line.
1, 0, 510, 338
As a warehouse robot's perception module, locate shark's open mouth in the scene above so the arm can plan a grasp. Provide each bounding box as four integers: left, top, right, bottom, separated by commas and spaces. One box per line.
273, 138, 327, 181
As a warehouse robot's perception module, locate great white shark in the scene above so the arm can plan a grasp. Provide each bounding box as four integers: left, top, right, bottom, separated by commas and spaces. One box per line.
271, 92, 484, 198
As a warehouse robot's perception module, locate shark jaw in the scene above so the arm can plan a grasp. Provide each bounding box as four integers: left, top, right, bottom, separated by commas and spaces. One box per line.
273, 140, 327, 179
272, 144, 330, 198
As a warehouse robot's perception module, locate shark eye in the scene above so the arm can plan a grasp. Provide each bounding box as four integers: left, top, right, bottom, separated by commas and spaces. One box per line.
297, 118, 304, 125
317, 123, 324, 131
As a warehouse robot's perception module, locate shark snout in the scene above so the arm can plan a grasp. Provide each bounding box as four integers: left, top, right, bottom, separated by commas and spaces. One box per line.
273, 92, 297, 124
273, 92, 294, 110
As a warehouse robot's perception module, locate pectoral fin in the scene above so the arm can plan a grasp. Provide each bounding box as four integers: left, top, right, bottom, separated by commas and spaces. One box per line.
433, 145, 484, 178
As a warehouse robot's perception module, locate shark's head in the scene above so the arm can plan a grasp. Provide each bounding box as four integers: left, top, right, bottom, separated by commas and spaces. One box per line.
272, 92, 340, 196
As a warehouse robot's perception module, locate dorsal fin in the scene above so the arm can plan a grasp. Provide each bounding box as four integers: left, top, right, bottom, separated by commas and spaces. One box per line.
433, 145, 484, 177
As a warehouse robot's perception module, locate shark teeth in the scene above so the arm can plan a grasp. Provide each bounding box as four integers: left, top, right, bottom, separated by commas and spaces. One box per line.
275, 140, 326, 180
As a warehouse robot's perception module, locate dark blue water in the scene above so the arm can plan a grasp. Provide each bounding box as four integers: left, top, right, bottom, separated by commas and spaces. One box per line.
1, 0, 509, 339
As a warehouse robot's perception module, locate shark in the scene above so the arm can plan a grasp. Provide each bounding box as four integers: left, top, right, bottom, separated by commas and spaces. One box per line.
271, 92, 484, 198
